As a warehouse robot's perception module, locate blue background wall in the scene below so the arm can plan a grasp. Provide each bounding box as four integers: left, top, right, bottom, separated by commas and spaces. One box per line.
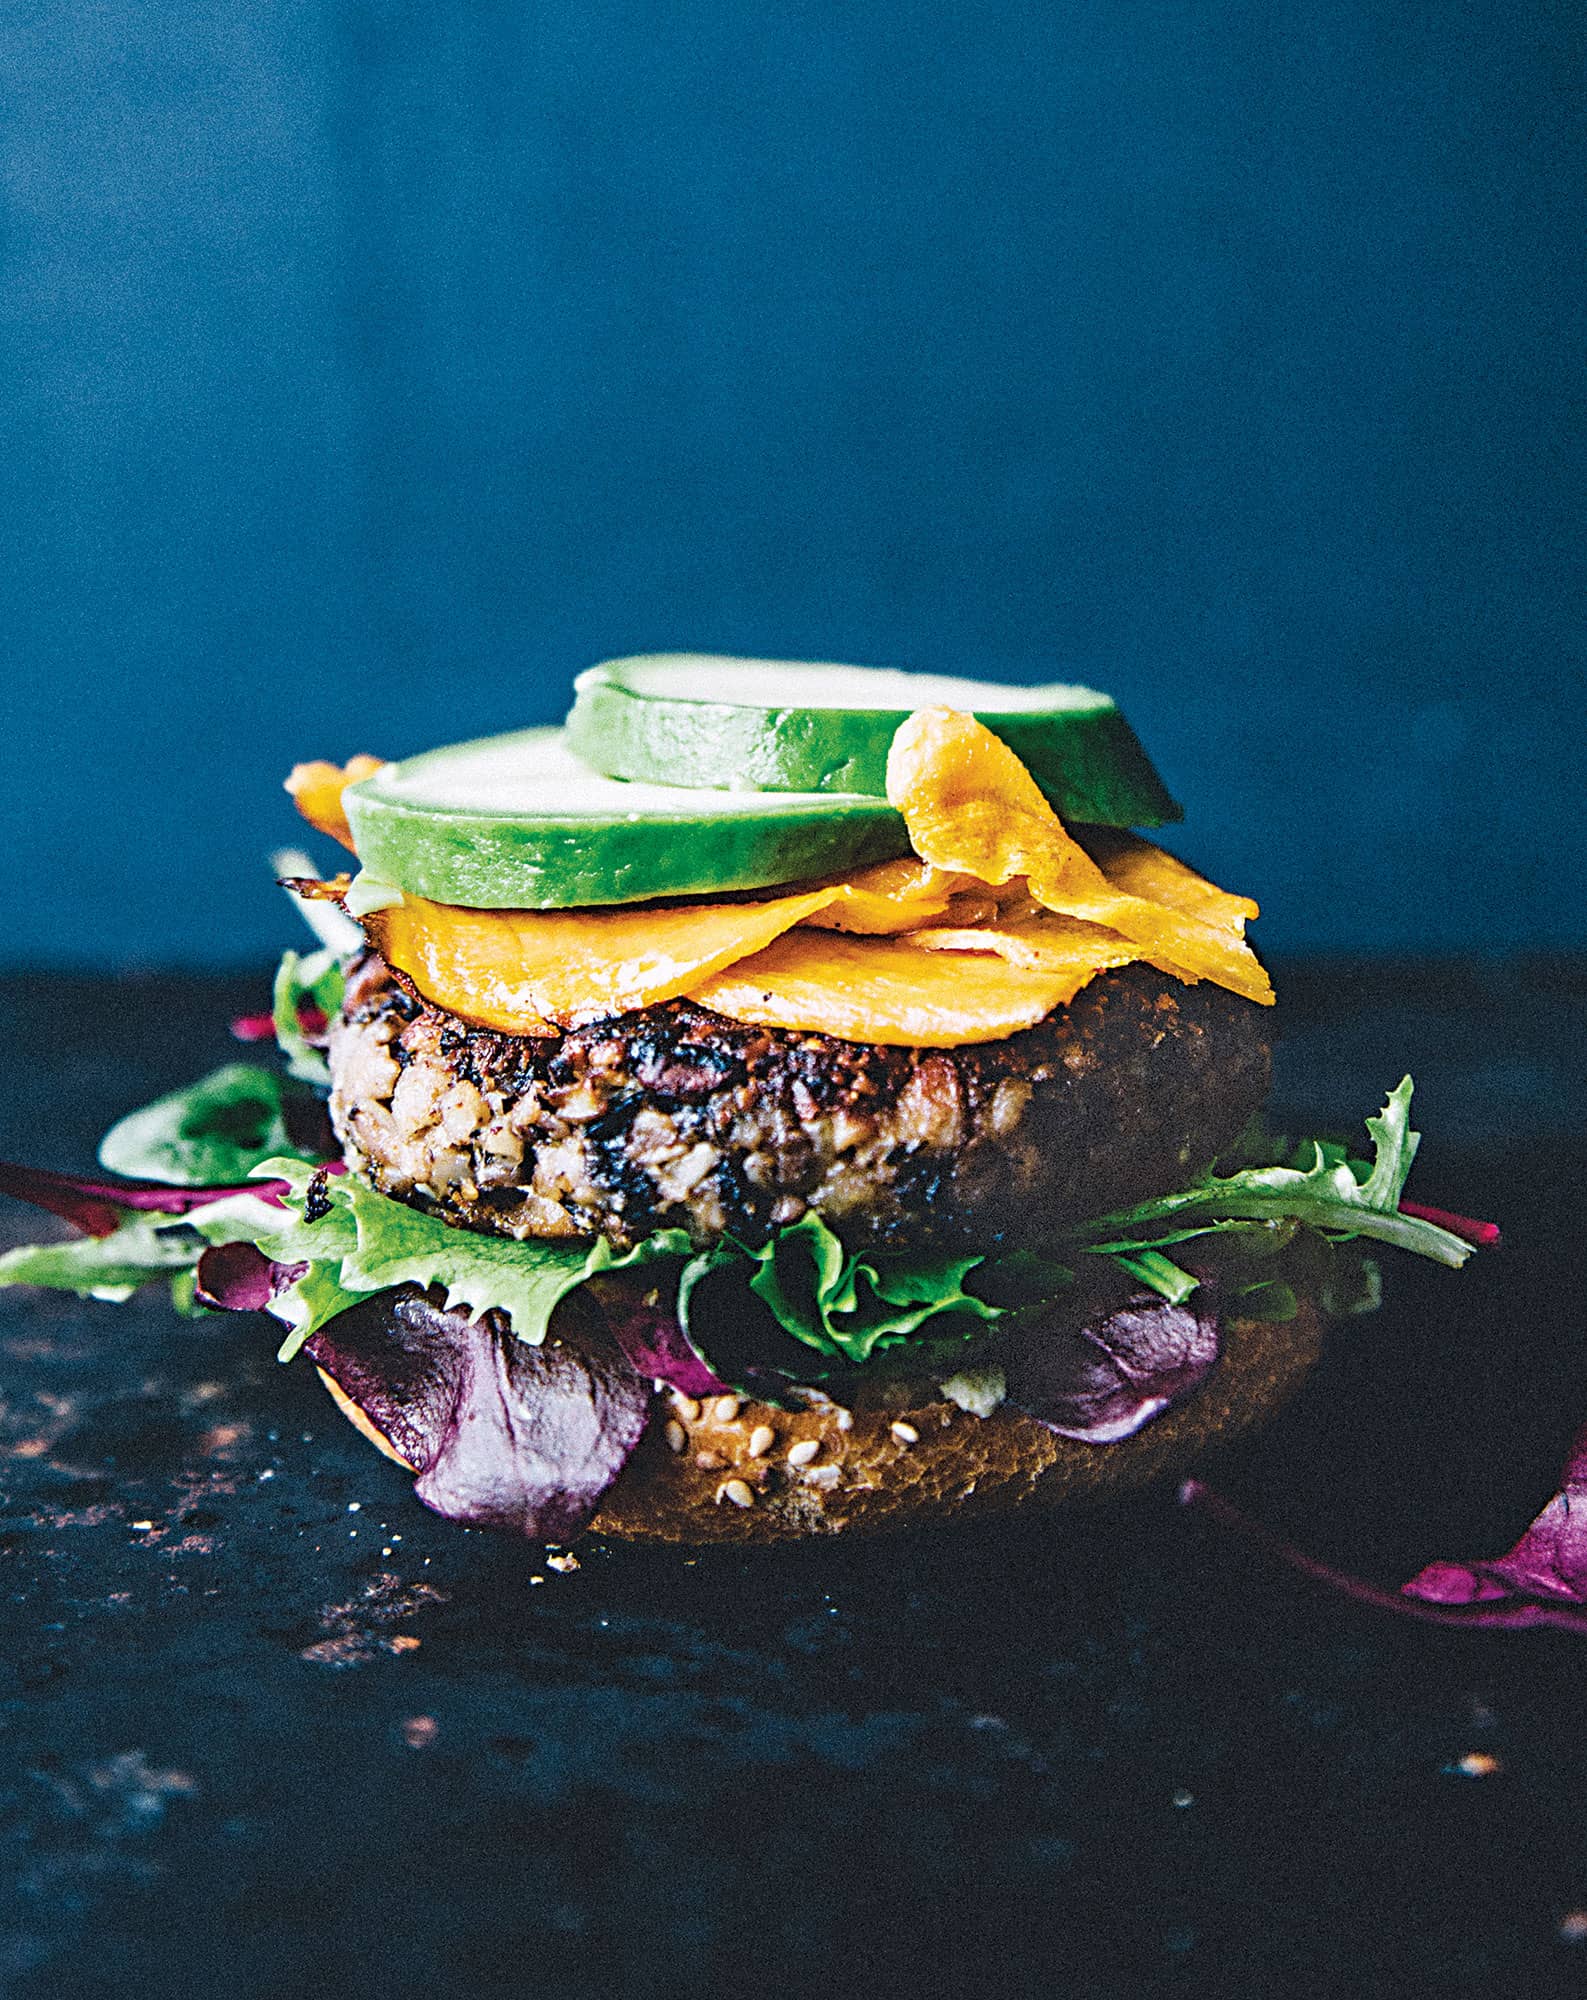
3, 0, 1582, 967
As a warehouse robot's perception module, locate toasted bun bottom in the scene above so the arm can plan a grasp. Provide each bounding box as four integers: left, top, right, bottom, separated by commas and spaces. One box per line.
315, 1302, 1323, 1546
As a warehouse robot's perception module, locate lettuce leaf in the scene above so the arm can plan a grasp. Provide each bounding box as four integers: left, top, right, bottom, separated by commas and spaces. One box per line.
178, 1180, 360, 1346
192, 1240, 295, 1314
0, 1162, 305, 1307
743, 1211, 1007, 1363
305, 1289, 653, 1540
1106, 1249, 1202, 1306
1002, 1291, 1221, 1443
1069, 1078, 1475, 1279
0, 1158, 291, 1236
97, 1064, 298, 1186
269, 1260, 365, 1346
190, 1159, 971, 1381
1403, 1420, 1587, 1618
335, 1170, 692, 1349
0, 1212, 205, 1303
1182, 1460, 1587, 1635
586, 1278, 732, 1398
703, 1080, 1475, 1356
187, 1160, 698, 1363
272, 948, 344, 1086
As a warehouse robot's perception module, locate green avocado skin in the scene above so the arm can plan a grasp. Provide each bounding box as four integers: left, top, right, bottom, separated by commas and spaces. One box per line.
565, 676, 1182, 829
343, 782, 912, 910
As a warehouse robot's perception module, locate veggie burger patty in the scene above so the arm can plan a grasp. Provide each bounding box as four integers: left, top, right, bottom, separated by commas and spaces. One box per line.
330, 951, 1272, 1254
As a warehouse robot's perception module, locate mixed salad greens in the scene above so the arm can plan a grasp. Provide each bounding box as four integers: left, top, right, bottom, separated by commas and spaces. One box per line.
6, 949, 1573, 1632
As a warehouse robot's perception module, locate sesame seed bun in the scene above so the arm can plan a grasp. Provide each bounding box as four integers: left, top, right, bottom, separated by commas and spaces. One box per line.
314, 1300, 1323, 1546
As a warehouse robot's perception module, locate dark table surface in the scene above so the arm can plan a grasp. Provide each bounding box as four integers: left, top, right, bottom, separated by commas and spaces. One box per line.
2, 962, 1585, 1999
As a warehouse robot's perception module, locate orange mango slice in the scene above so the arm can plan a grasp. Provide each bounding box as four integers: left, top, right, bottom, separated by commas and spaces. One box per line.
363, 885, 840, 1034
1082, 826, 1259, 940
904, 911, 1140, 977
359, 857, 980, 1034
799, 858, 973, 933
286, 755, 387, 853
886, 710, 1273, 1005
691, 930, 1112, 1047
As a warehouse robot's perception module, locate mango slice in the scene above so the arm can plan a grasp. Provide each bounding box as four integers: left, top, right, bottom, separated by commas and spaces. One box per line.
363, 885, 840, 1034
691, 931, 1108, 1047
359, 857, 986, 1034
885, 710, 1273, 1005
286, 756, 387, 854
1081, 827, 1259, 939
904, 912, 1140, 977
799, 858, 974, 933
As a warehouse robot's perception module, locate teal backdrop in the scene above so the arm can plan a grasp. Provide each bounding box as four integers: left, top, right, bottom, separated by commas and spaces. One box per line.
2, 0, 1581, 965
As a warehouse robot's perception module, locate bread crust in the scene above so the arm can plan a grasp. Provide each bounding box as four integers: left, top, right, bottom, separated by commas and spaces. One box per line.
316, 1302, 1323, 1546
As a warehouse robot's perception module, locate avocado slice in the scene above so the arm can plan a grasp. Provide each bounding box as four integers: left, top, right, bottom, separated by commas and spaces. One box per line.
565, 656, 1181, 829
342, 728, 911, 909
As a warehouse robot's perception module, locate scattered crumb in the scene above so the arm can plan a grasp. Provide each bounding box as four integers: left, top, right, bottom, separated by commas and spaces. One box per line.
547, 1553, 580, 1573
300, 1575, 449, 1667
1559, 1912, 1587, 1943
387, 1634, 421, 1654
400, 1715, 439, 1749
1448, 1752, 1502, 1779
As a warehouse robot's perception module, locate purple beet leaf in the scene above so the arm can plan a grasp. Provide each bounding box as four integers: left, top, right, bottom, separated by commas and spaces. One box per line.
1003, 1291, 1222, 1443
585, 1274, 731, 1399
194, 1241, 308, 1314
305, 1288, 651, 1541
1180, 1462, 1587, 1635
0, 1159, 291, 1239
1401, 1421, 1587, 1619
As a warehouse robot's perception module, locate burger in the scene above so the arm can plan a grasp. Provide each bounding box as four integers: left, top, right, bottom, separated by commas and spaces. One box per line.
0, 657, 1490, 1546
